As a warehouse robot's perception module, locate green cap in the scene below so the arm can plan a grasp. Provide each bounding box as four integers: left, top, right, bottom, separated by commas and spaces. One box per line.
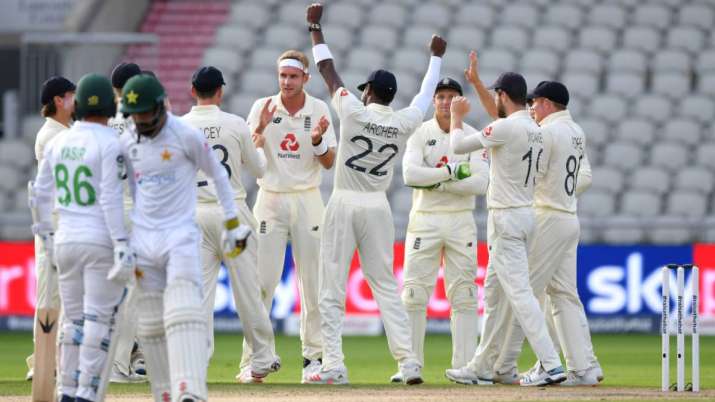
74, 73, 116, 119
120, 74, 166, 114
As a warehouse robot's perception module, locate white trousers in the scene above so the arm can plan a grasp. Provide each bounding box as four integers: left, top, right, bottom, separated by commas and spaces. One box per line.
494, 208, 598, 374
55, 242, 125, 400
402, 210, 478, 368
113, 208, 138, 375
196, 201, 277, 371
319, 190, 417, 370
467, 207, 561, 377
252, 188, 323, 361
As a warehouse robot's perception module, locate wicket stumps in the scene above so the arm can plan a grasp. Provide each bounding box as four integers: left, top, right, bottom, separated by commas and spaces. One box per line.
661, 264, 699, 393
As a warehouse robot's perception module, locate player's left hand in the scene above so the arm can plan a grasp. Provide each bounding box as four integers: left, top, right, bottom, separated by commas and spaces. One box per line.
307, 3, 323, 24
450, 96, 470, 117
222, 217, 251, 258
311, 115, 330, 145
108, 239, 137, 285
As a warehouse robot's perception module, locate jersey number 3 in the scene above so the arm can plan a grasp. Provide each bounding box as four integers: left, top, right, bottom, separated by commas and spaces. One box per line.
345, 135, 398, 177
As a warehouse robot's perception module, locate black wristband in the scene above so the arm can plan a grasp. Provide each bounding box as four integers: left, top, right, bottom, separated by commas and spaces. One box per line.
308, 23, 322, 32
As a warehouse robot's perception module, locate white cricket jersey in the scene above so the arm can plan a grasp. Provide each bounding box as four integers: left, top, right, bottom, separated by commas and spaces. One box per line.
331, 87, 423, 192
403, 119, 489, 213
34, 117, 69, 161
534, 110, 590, 213
247, 92, 336, 192
120, 113, 237, 230
109, 107, 135, 208
33, 121, 127, 247
108, 104, 134, 136
182, 105, 266, 203
453, 110, 542, 209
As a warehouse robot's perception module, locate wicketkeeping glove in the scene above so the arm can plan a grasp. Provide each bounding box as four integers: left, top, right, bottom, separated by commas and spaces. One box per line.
446, 161, 471, 180
222, 217, 251, 258
107, 239, 137, 285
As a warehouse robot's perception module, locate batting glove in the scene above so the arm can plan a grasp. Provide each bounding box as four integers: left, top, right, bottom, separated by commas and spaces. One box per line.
108, 239, 136, 285
446, 162, 471, 180
222, 217, 251, 258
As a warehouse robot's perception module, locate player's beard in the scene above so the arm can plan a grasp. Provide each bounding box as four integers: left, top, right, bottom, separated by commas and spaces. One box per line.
135, 104, 167, 139
496, 97, 507, 118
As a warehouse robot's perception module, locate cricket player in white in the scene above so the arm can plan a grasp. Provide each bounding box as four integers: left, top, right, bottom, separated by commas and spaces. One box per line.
392, 78, 489, 383
445, 71, 567, 386
304, 3, 445, 385
245, 49, 336, 382
182, 65, 281, 383
119, 74, 250, 402
107, 61, 148, 383
26, 75, 75, 380
32, 73, 134, 402
490, 81, 602, 386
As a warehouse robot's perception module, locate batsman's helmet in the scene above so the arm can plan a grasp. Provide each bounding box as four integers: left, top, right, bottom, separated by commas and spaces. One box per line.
120, 74, 166, 114
73, 73, 117, 119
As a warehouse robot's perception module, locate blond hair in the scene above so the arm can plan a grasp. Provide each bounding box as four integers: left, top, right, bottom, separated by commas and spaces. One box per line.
277, 50, 309, 72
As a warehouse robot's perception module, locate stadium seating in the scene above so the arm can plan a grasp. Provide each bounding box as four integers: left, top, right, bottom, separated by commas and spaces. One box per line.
7, 0, 715, 244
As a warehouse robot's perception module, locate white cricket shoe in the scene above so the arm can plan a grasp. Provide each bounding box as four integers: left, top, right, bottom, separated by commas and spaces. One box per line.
301, 359, 322, 384
591, 362, 604, 382
561, 370, 599, 387
493, 367, 519, 385
304, 365, 349, 385
236, 367, 263, 384
389, 371, 403, 383
519, 364, 566, 386
130, 352, 147, 377
399, 361, 424, 385
445, 366, 494, 385
25, 368, 33, 381
244, 357, 281, 383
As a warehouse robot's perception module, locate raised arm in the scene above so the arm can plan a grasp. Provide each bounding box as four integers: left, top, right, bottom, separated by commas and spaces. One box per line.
465, 50, 498, 120
409, 35, 446, 115
450, 96, 484, 153
307, 3, 345, 96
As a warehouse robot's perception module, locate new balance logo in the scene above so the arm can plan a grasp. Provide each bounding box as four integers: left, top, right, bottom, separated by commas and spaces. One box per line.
467, 242, 473, 248
260, 221, 267, 234
311, 225, 319, 231
273, 117, 282, 124
413, 237, 421, 250
427, 139, 437, 146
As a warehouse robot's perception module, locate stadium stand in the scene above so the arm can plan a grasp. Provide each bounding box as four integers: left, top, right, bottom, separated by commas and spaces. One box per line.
4, 0, 714, 244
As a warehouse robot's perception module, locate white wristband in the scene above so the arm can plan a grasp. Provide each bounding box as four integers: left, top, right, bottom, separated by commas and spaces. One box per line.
312, 138, 329, 156
312, 44, 334, 64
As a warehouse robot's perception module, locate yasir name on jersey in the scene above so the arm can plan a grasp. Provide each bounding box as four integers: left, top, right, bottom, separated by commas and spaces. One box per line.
60, 146, 86, 161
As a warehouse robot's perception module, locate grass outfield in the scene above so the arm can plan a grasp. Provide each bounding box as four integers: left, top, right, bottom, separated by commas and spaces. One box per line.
0, 332, 712, 401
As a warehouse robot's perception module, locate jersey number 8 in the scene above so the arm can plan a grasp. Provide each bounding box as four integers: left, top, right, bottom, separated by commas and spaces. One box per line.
54, 163, 96, 206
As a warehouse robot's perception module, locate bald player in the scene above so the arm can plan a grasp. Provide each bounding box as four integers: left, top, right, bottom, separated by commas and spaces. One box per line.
26, 75, 75, 381
182, 65, 281, 383
445, 71, 566, 386
391, 77, 488, 383
491, 81, 601, 386
304, 2, 446, 385
244, 48, 337, 383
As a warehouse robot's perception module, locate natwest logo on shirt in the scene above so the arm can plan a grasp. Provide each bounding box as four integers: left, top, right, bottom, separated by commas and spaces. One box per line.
435, 155, 448, 168
279, 133, 300, 152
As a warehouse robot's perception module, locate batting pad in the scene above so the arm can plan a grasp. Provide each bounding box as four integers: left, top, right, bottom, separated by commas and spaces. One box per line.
137, 291, 171, 402
76, 316, 111, 401
165, 279, 208, 402
58, 319, 82, 397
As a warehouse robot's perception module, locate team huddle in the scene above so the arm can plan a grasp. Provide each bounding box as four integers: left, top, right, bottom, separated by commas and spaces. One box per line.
27, 3, 602, 402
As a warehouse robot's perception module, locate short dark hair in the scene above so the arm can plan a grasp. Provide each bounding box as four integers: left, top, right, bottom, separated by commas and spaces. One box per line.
41, 102, 57, 117
195, 87, 219, 99
499, 89, 526, 106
